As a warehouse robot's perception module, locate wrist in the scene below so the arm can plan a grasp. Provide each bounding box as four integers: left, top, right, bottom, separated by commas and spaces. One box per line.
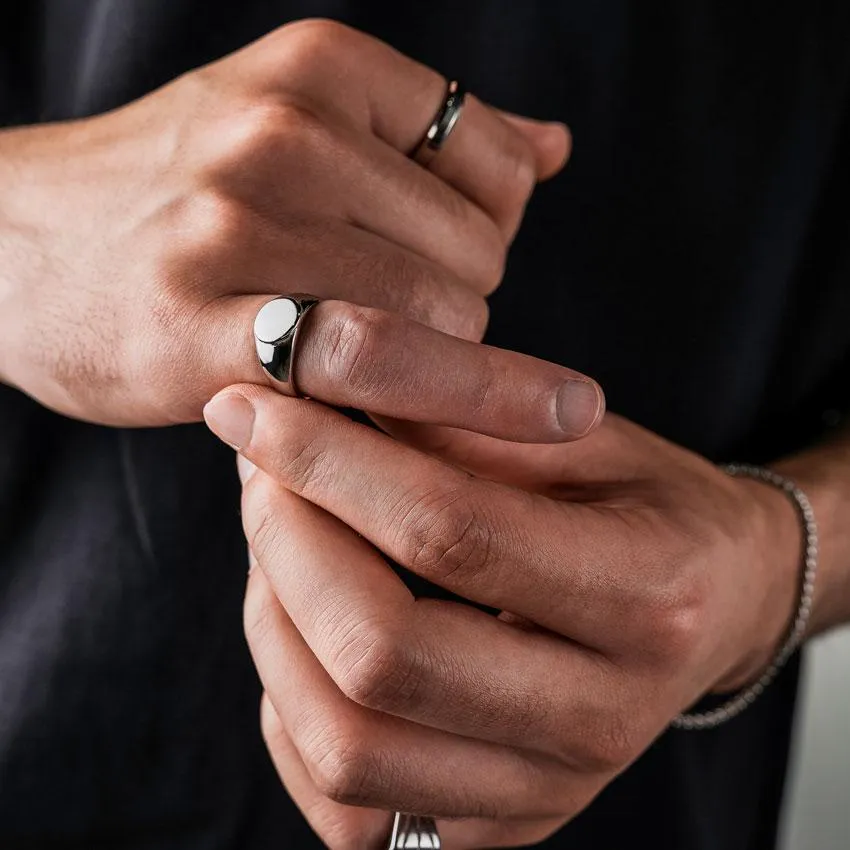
713, 474, 802, 693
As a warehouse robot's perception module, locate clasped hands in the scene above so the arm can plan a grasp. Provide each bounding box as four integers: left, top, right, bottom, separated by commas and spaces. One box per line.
203, 301, 800, 850
0, 13, 810, 846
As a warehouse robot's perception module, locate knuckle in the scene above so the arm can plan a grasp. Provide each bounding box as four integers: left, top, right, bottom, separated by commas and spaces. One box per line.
277, 18, 358, 77
397, 490, 492, 584
333, 624, 427, 712
222, 101, 288, 162
620, 526, 708, 668
276, 431, 334, 497
577, 707, 643, 773
303, 725, 375, 806
648, 595, 705, 667
638, 559, 708, 666
319, 304, 391, 399
171, 189, 248, 258
209, 100, 327, 176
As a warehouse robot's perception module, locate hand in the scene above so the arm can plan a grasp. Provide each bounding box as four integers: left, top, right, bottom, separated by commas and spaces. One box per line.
0, 18, 569, 425
206, 356, 801, 848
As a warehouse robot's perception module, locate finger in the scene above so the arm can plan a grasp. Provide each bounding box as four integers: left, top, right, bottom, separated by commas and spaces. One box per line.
496, 111, 572, 182
258, 692, 392, 850
293, 301, 603, 442
378, 414, 670, 492
244, 555, 583, 820
239, 466, 651, 773
210, 114, 509, 293
180, 292, 489, 427
403, 95, 566, 241
261, 697, 569, 850
215, 298, 603, 442
206, 388, 615, 645
335, 126, 511, 291
251, 20, 562, 236
280, 220, 489, 337
178, 207, 489, 339
371, 416, 569, 491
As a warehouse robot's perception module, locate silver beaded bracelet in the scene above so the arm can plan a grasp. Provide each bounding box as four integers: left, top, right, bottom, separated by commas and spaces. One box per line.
672, 463, 818, 731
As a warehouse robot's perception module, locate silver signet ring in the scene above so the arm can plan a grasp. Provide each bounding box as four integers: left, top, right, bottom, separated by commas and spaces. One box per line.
253, 295, 319, 397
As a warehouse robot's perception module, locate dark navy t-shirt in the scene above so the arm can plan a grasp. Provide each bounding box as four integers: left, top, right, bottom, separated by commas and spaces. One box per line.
1, 2, 849, 848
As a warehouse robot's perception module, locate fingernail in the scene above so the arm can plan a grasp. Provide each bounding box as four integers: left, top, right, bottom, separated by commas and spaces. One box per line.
237, 454, 257, 484
556, 380, 604, 437
203, 392, 255, 450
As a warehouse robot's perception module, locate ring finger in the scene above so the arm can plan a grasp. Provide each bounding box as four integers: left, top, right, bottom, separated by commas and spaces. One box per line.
244, 551, 582, 820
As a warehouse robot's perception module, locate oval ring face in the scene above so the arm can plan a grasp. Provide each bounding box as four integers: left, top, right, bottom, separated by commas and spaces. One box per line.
254, 297, 299, 345
253, 295, 319, 396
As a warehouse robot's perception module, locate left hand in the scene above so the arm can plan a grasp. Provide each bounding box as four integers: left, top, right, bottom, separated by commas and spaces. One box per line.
206, 369, 801, 848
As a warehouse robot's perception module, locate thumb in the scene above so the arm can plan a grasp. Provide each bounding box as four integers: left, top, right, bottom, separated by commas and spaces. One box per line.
497, 112, 572, 181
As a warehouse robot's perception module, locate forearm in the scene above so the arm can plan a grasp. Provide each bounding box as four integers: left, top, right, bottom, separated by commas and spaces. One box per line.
774, 426, 850, 636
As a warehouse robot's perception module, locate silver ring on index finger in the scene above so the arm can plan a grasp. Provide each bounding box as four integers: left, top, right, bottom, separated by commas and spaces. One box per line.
253, 294, 319, 397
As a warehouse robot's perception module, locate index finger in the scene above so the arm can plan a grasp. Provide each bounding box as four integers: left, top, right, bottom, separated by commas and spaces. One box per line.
290, 299, 604, 442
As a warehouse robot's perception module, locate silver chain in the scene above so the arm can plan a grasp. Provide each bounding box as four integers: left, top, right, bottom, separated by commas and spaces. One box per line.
672, 463, 818, 731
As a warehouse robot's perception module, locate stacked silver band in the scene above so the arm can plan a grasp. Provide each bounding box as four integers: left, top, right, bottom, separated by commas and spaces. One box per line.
673, 463, 818, 731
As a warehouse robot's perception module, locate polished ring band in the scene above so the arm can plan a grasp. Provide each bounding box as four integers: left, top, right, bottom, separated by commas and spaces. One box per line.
387, 812, 441, 849
253, 294, 319, 397
412, 79, 466, 167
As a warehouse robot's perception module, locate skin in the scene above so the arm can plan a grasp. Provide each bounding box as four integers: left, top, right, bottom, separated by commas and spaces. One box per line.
203, 352, 850, 848
0, 19, 586, 428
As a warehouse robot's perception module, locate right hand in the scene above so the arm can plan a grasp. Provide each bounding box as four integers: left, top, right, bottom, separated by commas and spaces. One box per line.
0, 18, 570, 426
